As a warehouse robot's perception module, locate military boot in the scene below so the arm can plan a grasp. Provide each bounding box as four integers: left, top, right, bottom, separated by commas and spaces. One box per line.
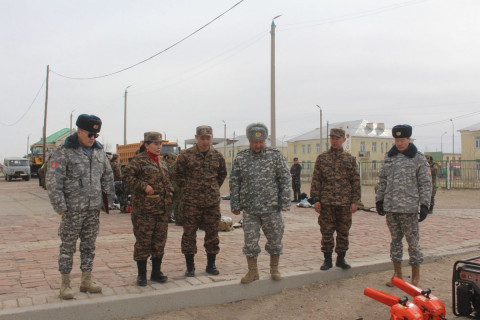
136, 260, 147, 286
151, 256, 168, 283
59, 273, 74, 300
411, 265, 420, 286
320, 252, 333, 270
185, 254, 195, 277
241, 257, 259, 284
270, 255, 282, 281
386, 261, 403, 287
80, 271, 102, 293
428, 204, 434, 214
206, 253, 220, 275
335, 252, 351, 270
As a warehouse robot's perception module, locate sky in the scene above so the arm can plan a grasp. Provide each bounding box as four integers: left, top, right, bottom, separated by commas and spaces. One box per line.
1, 0, 479, 162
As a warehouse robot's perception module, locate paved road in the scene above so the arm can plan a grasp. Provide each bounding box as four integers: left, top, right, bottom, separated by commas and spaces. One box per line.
0, 178, 479, 319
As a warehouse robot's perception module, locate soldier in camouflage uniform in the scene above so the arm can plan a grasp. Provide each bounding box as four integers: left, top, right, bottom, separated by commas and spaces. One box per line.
46, 114, 115, 300
376, 124, 432, 286
172, 126, 227, 277
230, 123, 291, 284
123, 132, 173, 286
310, 128, 361, 271
426, 155, 438, 213
290, 157, 302, 202
165, 153, 183, 225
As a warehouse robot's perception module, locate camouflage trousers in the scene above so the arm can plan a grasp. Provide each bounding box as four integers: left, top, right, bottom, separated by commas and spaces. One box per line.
131, 211, 168, 260
181, 204, 220, 255
430, 186, 437, 206
114, 181, 129, 208
58, 209, 100, 274
386, 212, 424, 265
242, 211, 284, 257
167, 191, 183, 225
318, 205, 352, 254
292, 179, 301, 200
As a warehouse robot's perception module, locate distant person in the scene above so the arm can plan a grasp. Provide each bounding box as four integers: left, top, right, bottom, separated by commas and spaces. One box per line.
230, 123, 291, 284
426, 155, 439, 213
172, 126, 227, 277
376, 124, 432, 286
110, 153, 128, 212
165, 153, 183, 225
46, 114, 115, 299
123, 132, 173, 286
290, 157, 302, 202
310, 128, 361, 271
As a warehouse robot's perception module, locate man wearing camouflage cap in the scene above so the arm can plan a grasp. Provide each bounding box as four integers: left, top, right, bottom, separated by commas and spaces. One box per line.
310, 128, 361, 272
172, 125, 227, 277
47, 114, 115, 299
230, 123, 291, 284
123, 132, 174, 286
376, 124, 431, 286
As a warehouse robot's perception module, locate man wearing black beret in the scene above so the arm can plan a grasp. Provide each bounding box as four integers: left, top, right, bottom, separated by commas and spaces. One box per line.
375, 124, 432, 287
46, 114, 115, 299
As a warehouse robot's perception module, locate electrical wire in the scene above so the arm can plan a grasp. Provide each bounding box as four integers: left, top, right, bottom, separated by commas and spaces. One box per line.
413, 110, 480, 128
0, 80, 46, 127
50, 0, 246, 80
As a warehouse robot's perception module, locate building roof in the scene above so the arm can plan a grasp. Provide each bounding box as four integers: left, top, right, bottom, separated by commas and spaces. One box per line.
459, 122, 480, 132
33, 128, 71, 145
287, 119, 392, 142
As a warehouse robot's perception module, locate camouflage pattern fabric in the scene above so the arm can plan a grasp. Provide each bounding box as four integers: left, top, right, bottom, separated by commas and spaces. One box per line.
290, 163, 302, 200
172, 145, 227, 207
242, 211, 284, 257
166, 160, 183, 224
429, 161, 439, 206
386, 212, 423, 265
110, 160, 122, 181
230, 147, 291, 213
58, 209, 99, 273
131, 212, 168, 260
181, 204, 221, 255
114, 181, 129, 209
310, 147, 361, 206
318, 206, 352, 254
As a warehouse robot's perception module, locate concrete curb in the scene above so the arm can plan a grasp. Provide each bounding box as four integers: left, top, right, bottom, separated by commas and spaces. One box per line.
2, 247, 479, 320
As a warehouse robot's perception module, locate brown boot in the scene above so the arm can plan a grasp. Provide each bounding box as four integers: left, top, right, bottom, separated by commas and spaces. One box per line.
270, 255, 281, 281
241, 257, 259, 284
59, 273, 74, 300
386, 261, 402, 287
411, 265, 420, 286
80, 271, 102, 293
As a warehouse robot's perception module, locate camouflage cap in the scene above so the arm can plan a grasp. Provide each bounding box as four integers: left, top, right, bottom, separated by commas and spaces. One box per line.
76, 114, 102, 133
392, 124, 412, 138
246, 122, 268, 141
144, 131, 166, 143
196, 125, 213, 137
329, 128, 345, 138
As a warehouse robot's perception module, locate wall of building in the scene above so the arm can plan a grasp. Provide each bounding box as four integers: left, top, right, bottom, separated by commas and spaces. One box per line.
461, 130, 480, 160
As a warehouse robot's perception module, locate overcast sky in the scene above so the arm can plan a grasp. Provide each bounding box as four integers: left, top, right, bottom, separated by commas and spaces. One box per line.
1, 0, 479, 162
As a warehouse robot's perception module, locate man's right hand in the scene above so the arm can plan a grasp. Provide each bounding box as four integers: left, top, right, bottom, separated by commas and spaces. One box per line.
59, 211, 65, 216
314, 202, 321, 214
376, 201, 385, 216
232, 210, 241, 215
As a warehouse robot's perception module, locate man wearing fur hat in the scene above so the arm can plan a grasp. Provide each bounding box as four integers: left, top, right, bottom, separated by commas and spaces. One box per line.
376, 124, 432, 286
230, 123, 291, 284
46, 114, 115, 299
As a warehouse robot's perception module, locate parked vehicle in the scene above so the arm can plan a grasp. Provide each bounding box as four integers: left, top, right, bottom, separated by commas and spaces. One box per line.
3, 157, 31, 181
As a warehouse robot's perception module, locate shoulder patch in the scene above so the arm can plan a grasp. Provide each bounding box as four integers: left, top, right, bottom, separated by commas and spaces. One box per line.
50, 160, 58, 168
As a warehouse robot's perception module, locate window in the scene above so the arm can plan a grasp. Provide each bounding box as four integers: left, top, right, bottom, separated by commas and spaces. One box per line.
372, 142, 377, 152
372, 160, 377, 170
307, 145, 311, 153
228, 150, 231, 158
316, 144, 320, 153
381, 142, 384, 153
302, 145, 306, 154
294, 145, 298, 154
476, 136, 480, 148
360, 142, 366, 152
385, 143, 388, 151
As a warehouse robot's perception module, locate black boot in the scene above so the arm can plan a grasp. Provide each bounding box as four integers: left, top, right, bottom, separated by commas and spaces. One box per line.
206, 253, 220, 275
136, 260, 147, 286
428, 204, 434, 214
185, 254, 195, 277
320, 252, 333, 270
151, 256, 168, 283
336, 252, 351, 270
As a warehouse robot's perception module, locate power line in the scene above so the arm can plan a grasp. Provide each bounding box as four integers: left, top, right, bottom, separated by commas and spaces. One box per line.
413, 110, 480, 128
0, 80, 46, 127
50, 0, 246, 80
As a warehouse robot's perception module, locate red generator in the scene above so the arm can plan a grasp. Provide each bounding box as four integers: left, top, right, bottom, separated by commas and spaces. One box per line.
453, 255, 480, 318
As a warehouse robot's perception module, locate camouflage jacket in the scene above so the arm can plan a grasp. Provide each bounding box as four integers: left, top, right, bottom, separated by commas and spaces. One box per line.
310, 147, 361, 206
429, 161, 439, 186
46, 133, 115, 214
122, 152, 173, 214
172, 145, 227, 207
110, 160, 122, 181
290, 163, 302, 182
230, 147, 291, 213
376, 143, 432, 213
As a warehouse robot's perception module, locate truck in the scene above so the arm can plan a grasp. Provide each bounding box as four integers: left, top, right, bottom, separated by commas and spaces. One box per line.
29, 144, 44, 177
116, 140, 180, 165
3, 157, 31, 181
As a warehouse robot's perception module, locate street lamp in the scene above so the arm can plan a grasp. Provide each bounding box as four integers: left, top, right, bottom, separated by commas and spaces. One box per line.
222, 120, 226, 159
270, 14, 282, 148
69, 109, 76, 134
316, 105, 323, 152
161, 131, 167, 140
124, 85, 132, 145
440, 131, 447, 154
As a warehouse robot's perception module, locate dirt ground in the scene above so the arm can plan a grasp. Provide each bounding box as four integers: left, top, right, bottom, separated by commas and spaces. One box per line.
124, 186, 479, 320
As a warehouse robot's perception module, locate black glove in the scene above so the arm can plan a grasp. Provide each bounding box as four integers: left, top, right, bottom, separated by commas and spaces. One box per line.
376, 201, 385, 216
419, 205, 428, 222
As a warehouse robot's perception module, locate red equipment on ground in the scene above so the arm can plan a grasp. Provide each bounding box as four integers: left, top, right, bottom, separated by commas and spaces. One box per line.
364, 286, 423, 320
392, 276, 447, 320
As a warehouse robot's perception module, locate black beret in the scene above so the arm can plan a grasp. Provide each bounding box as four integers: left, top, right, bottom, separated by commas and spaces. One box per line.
76, 114, 102, 133
392, 124, 412, 138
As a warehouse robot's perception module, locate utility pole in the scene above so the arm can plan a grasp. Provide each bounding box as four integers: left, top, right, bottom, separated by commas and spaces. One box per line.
326, 121, 330, 150
223, 120, 227, 159
124, 85, 131, 145
270, 15, 281, 148
43, 65, 49, 165
316, 105, 322, 152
